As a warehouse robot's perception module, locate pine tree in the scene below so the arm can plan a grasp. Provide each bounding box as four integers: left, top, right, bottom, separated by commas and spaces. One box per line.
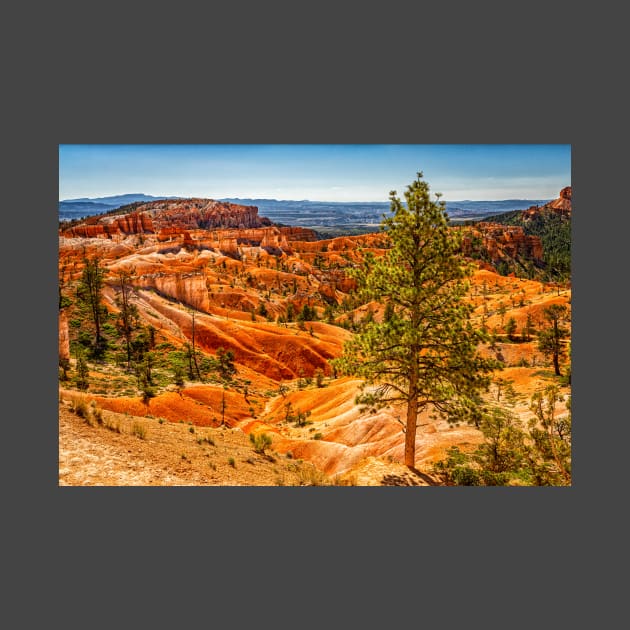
77, 255, 106, 357
522, 311, 535, 342
115, 268, 138, 369
188, 309, 202, 380
505, 316, 517, 341
286, 302, 295, 322
215, 347, 236, 382
537, 304, 569, 376
331, 172, 496, 468
74, 351, 90, 391
527, 385, 571, 484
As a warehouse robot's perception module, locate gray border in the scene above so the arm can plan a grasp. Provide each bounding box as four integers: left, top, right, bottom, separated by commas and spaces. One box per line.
6, 2, 618, 627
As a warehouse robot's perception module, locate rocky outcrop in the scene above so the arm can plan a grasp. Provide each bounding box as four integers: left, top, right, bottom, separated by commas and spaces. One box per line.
61, 224, 117, 238
461, 223, 544, 264
217, 237, 240, 257
522, 186, 572, 219
59, 310, 70, 362
546, 186, 572, 213
279, 226, 319, 242
142, 199, 270, 230
157, 226, 185, 242
260, 231, 290, 254
112, 211, 155, 234
140, 272, 211, 313
61, 199, 272, 238
318, 269, 357, 294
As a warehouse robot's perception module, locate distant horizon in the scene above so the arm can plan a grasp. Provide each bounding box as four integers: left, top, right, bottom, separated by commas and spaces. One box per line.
59, 144, 571, 202
59, 191, 556, 205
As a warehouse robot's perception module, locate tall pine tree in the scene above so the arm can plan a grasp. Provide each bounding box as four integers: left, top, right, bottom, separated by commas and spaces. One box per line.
332, 172, 496, 467
77, 255, 106, 357
115, 268, 138, 369
537, 304, 569, 376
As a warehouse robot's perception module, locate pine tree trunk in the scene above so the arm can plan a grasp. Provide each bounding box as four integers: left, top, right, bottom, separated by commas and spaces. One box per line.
191, 311, 201, 379
553, 319, 561, 376
553, 352, 561, 376
405, 368, 418, 468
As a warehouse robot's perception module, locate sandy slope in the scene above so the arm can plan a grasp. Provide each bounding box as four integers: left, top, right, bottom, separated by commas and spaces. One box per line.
58, 398, 332, 486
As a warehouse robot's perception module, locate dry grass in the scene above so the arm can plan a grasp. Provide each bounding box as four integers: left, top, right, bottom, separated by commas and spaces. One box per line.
58, 399, 340, 486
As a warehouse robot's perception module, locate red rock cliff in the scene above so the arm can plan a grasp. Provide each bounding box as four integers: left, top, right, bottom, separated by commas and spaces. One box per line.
61, 199, 272, 238
59, 310, 70, 362
522, 186, 572, 219
461, 223, 544, 263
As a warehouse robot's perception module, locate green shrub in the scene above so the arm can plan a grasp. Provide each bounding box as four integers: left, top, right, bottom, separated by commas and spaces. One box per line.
315, 368, 325, 388
294, 410, 312, 427
249, 432, 272, 454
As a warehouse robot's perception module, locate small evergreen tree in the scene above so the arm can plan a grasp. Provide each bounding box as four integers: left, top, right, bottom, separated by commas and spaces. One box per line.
522, 311, 535, 342
505, 317, 517, 341
74, 352, 90, 391
286, 302, 295, 322
537, 304, 569, 376
315, 368, 325, 388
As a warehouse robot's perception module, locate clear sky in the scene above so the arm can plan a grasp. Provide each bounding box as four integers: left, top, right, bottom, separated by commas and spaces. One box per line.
59, 144, 571, 202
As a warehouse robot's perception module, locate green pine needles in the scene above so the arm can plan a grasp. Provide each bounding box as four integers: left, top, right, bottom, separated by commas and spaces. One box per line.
331, 172, 498, 467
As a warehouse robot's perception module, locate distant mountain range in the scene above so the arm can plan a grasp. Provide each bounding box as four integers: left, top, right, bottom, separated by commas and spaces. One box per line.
58, 193, 551, 230
61, 193, 182, 206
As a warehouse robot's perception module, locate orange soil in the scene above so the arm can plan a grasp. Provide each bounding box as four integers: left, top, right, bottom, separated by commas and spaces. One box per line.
60, 226, 571, 483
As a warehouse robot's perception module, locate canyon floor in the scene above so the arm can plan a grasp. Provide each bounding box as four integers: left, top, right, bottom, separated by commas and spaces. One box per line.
58, 197, 571, 486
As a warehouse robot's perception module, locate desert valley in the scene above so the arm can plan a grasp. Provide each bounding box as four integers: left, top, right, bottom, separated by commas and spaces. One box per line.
58, 184, 571, 486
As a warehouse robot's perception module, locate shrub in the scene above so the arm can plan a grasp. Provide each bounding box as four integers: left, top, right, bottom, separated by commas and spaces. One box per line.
432, 447, 482, 486
90, 401, 103, 425
297, 465, 330, 486
105, 418, 122, 433
132, 422, 146, 439
294, 410, 312, 427
315, 368, 325, 388
74, 355, 90, 391
250, 432, 272, 454
71, 397, 89, 418
228, 457, 236, 468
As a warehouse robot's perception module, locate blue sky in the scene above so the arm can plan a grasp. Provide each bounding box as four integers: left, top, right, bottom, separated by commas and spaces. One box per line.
59, 144, 571, 202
